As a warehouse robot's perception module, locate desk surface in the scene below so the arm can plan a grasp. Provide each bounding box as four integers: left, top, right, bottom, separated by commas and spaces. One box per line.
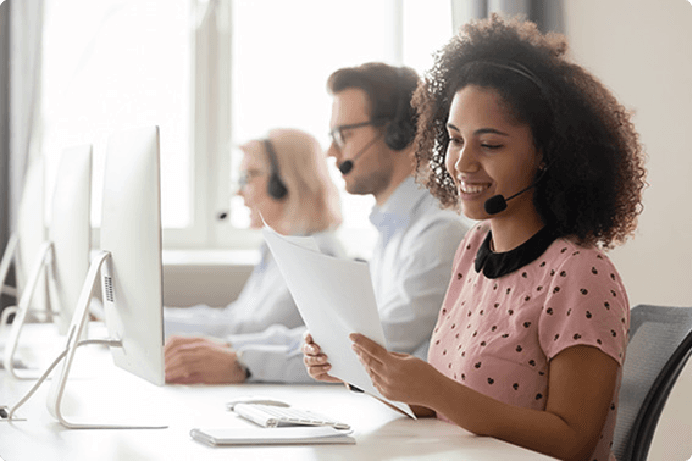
0, 324, 555, 461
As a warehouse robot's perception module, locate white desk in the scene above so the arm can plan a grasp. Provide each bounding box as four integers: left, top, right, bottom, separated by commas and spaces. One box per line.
0, 324, 555, 461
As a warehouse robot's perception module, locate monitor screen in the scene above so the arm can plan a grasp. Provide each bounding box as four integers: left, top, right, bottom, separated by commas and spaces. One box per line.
49, 145, 92, 335
15, 158, 47, 312
2, 147, 91, 376
99, 125, 164, 386
45, 126, 165, 428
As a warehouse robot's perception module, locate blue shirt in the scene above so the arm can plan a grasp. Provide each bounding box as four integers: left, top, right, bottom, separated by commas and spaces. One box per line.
163, 232, 345, 339
230, 177, 472, 382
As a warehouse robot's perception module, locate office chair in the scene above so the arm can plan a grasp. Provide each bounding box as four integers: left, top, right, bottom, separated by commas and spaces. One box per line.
613, 304, 692, 461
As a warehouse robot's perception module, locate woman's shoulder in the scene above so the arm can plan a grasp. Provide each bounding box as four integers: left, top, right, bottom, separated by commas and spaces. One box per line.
452, 221, 490, 265
542, 238, 624, 286
466, 221, 491, 245
546, 238, 614, 264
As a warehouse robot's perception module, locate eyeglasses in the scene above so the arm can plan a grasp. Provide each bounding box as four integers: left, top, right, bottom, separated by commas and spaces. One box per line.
235, 169, 266, 191
328, 119, 387, 150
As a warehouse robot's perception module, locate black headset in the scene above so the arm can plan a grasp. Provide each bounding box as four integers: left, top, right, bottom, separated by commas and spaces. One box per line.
263, 138, 288, 200
383, 72, 417, 151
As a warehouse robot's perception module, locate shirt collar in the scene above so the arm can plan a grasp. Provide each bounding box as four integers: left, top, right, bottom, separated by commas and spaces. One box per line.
368, 177, 422, 231
257, 242, 271, 272
475, 226, 558, 278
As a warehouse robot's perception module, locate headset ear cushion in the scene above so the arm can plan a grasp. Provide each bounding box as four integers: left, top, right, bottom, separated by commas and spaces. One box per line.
263, 138, 288, 200
385, 119, 415, 151
267, 175, 288, 200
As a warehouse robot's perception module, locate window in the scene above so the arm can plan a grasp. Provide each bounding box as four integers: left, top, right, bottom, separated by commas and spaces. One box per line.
39, 0, 451, 255
228, 0, 452, 257
41, 0, 192, 235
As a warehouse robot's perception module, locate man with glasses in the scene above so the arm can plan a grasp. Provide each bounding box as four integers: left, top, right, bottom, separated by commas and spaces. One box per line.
169, 63, 470, 384
315, 62, 471, 360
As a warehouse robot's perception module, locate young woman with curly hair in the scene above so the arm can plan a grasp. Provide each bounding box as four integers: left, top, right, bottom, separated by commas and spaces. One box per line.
303, 14, 646, 461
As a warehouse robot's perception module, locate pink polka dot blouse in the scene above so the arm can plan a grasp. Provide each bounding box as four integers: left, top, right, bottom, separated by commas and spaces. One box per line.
428, 223, 629, 461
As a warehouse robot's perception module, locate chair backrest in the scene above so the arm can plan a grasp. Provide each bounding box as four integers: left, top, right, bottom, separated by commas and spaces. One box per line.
613, 304, 692, 461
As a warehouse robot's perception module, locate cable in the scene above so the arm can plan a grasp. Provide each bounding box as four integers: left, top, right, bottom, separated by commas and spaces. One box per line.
5, 337, 122, 422
6, 348, 68, 421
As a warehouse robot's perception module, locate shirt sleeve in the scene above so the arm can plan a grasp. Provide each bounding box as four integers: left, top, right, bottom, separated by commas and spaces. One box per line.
224, 255, 304, 336
538, 249, 629, 365
227, 325, 313, 383
379, 218, 469, 359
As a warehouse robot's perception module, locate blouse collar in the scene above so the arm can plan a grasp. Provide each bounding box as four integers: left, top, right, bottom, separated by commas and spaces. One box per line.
475, 226, 558, 279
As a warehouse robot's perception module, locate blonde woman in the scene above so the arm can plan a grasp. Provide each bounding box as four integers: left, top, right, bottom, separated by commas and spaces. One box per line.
165, 128, 344, 384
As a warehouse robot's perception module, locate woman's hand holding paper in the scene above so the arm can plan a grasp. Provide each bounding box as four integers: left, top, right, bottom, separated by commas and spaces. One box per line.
302, 332, 343, 384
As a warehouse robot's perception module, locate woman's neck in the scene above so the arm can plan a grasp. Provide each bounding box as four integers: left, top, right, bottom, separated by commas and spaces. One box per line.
489, 213, 545, 253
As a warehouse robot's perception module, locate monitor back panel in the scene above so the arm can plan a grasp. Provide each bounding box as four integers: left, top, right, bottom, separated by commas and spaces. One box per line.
16, 158, 47, 311
49, 145, 92, 335
101, 126, 164, 386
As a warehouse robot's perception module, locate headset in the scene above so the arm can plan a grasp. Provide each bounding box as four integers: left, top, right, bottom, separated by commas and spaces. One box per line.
263, 138, 288, 200
337, 68, 418, 175
383, 71, 417, 151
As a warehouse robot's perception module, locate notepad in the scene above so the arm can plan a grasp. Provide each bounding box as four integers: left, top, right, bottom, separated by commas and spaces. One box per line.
189, 426, 356, 446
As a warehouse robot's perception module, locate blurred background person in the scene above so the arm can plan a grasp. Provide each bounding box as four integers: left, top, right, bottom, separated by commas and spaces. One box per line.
164, 63, 471, 385
164, 128, 344, 342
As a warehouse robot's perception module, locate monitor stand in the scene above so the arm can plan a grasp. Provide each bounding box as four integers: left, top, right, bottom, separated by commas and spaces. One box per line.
2, 241, 55, 379
0, 233, 18, 300
45, 250, 167, 429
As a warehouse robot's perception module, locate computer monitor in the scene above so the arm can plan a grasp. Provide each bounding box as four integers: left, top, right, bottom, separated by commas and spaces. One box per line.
0, 158, 46, 321
48, 145, 92, 335
100, 125, 164, 387
2, 146, 92, 378
17, 158, 49, 316
46, 126, 165, 429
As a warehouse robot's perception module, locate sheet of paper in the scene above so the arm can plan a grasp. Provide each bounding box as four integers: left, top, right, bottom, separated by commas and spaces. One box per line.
273, 233, 321, 252
262, 226, 413, 418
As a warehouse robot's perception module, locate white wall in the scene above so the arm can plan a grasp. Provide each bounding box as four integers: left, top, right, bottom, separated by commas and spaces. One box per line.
564, 0, 692, 309
564, 2, 692, 459
163, 264, 252, 308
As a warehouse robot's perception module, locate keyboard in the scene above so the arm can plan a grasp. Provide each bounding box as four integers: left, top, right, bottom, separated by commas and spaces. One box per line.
232, 404, 350, 430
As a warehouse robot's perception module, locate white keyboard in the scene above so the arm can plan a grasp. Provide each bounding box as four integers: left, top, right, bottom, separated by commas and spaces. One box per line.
232, 404, 350, 430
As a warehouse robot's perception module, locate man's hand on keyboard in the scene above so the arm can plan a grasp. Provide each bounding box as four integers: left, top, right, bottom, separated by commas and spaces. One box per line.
165, 335, 247, 384
302, 332, 343, 384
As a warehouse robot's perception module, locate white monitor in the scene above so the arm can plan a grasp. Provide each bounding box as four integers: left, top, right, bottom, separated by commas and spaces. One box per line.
48, 145, 92, 335
16, 158, 47, 311
0, 158, 46, 315
99, 125, 164, 387
2, 146, 92, 378
46, 126, 165, 429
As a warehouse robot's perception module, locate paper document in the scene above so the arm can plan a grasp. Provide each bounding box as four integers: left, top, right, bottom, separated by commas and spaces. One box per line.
262, 226, 414, 418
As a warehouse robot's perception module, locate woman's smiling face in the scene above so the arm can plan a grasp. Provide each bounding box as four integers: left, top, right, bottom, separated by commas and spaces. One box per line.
445, 85, 543, 223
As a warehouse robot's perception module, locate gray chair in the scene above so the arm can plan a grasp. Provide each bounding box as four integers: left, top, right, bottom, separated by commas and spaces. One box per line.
613, 304, 692, 461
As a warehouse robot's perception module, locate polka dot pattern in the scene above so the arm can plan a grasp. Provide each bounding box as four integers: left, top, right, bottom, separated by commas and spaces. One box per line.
428, 223, 629, 461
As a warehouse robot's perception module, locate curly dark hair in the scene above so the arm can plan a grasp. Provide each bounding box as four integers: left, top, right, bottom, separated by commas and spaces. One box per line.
412, 14, 647, 248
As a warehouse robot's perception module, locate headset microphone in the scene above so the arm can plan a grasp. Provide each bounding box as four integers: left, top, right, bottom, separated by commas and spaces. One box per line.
337, 135, 383, 175
483, 183, 536, 215
338, 159, 355, 175
483, 164, 547, 215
